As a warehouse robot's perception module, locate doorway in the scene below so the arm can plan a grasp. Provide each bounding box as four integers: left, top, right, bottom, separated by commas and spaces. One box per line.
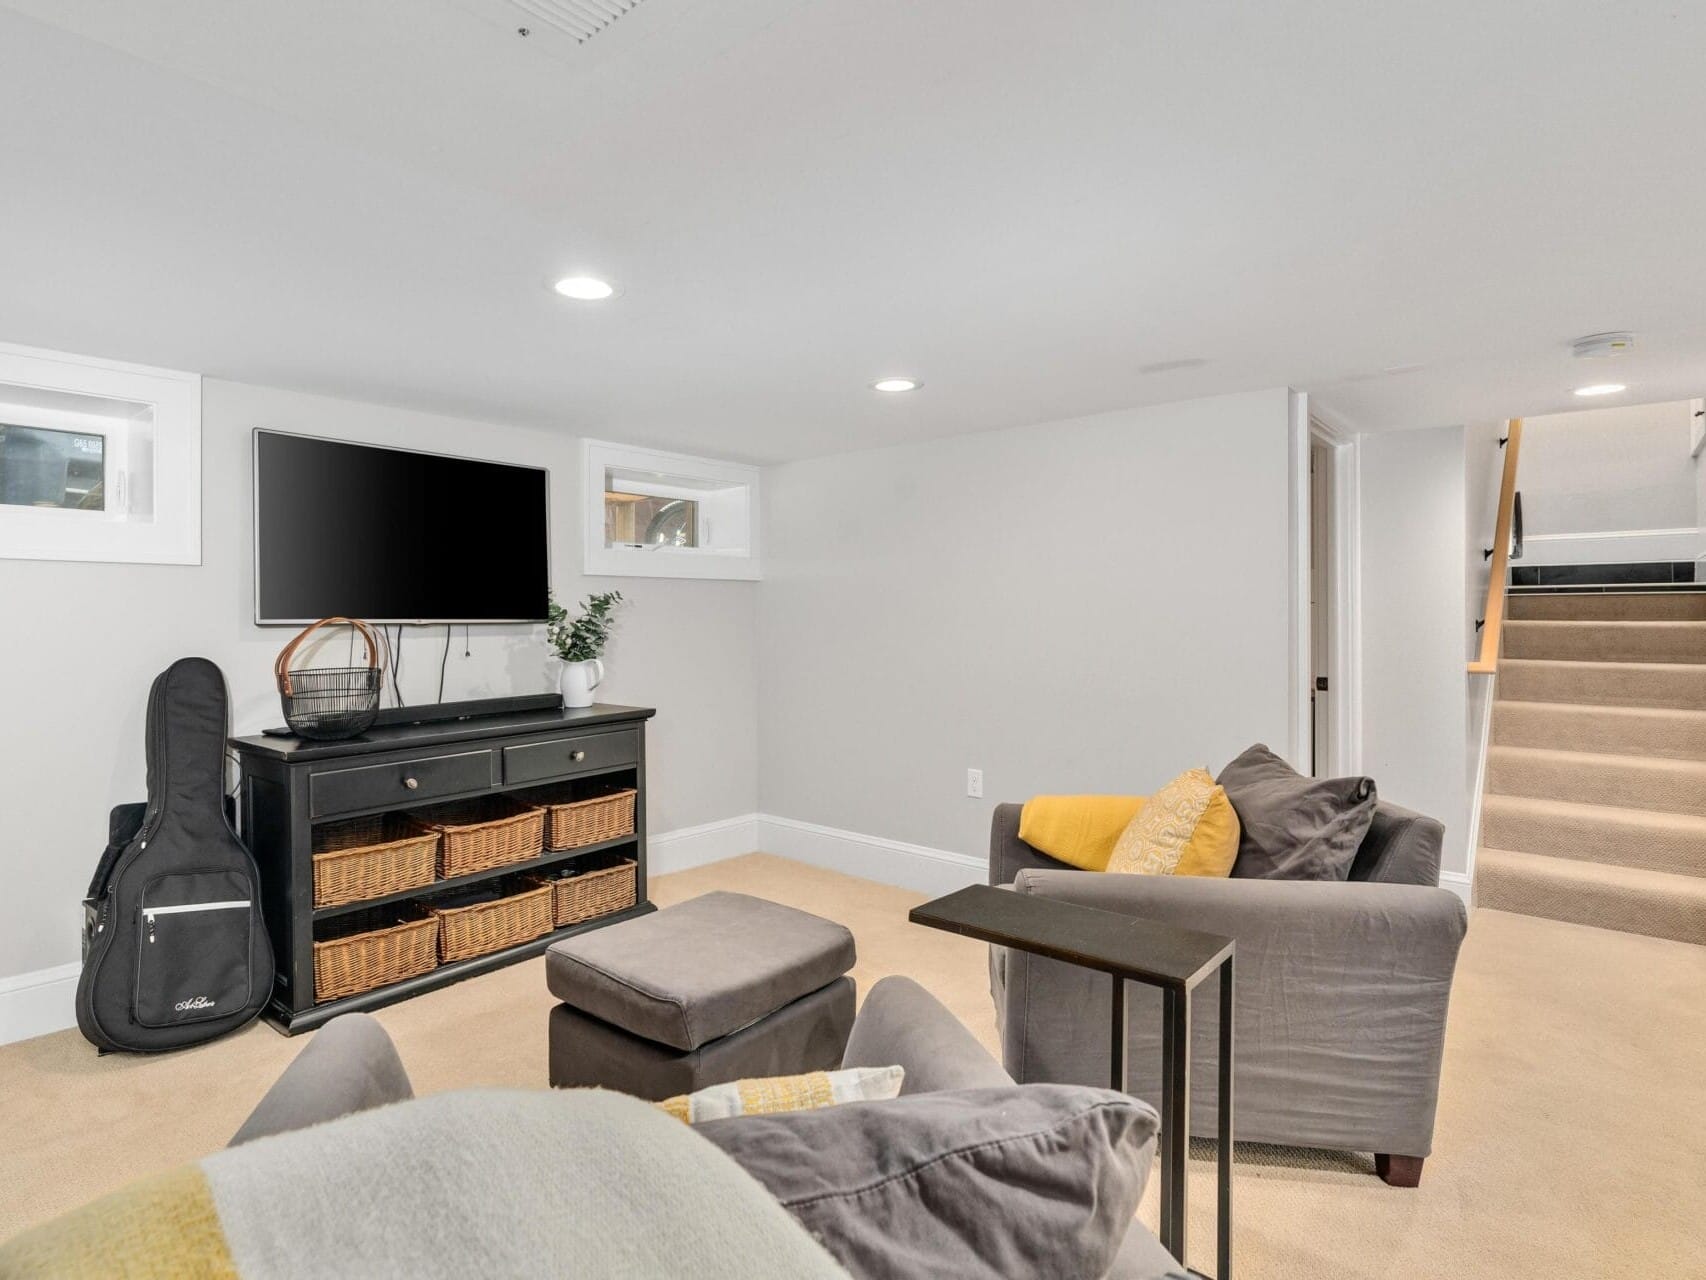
1310, 438, 1333, 774
1307, 420, 1359, 777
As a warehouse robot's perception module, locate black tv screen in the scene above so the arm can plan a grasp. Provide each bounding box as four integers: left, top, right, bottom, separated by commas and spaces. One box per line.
254, 431, 549, 623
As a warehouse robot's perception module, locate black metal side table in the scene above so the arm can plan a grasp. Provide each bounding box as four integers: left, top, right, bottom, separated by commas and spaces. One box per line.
910, 884, 1234, 1279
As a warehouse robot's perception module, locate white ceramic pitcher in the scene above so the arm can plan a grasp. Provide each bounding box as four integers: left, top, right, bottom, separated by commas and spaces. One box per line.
558, 658, 605, 708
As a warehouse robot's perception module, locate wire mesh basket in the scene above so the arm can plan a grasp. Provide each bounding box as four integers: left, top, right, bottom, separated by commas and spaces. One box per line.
274, 616, 384, 741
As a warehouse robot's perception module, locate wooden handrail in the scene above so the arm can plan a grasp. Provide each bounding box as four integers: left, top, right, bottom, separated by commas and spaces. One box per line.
1469, 418, 1524, 674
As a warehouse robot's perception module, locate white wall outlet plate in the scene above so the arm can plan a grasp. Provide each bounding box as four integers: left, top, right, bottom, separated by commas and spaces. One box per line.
966, 768, 984, 798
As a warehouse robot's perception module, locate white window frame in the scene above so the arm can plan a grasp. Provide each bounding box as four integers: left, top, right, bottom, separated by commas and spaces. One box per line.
582, 439, 760, 580
0, 342, 201, 565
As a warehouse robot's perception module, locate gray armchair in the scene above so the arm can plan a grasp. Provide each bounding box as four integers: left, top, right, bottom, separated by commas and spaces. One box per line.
988, 801, 1468, 1186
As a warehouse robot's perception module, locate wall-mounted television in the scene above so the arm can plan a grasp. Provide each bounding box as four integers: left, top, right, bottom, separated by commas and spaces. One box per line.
254, 430, 549, 624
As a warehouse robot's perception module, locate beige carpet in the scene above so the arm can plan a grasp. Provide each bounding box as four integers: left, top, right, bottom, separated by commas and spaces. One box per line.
1480, 591, 1706, 945
4, 853, 1705, 1277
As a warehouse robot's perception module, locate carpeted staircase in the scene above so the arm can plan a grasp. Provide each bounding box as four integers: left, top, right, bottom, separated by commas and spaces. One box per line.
1476, 590, 1706, 944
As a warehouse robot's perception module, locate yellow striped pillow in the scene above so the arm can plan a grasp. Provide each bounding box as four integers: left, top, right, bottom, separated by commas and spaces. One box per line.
657, 1065, 903, 1124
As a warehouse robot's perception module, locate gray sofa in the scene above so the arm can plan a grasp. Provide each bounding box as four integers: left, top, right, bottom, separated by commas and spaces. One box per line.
988, 800, 1468, 1185
234, 981, 1189, 1279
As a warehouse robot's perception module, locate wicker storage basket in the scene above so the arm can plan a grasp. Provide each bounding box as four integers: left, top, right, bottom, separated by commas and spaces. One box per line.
312, 815, 440, 908
407, 797, 546, 878
430, 880, 555, 962
550, 859, 638, 928
313, 913, 439, 1003
540, 788, 637, 851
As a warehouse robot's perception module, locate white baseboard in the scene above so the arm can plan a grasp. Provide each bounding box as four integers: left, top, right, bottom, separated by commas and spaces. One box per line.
1439, 870, 1473, 908
648, 812, 761, 874
755, 814, 987, 897
0, 961, 80, 1046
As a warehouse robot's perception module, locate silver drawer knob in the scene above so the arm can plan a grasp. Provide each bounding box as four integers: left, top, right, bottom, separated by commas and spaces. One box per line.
403, 776, 419, 790
570, 750, 586, 763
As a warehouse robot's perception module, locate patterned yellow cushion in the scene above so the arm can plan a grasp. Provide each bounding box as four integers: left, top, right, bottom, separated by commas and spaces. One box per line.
1105, 768, 1240, 878
657, 1065, 904, 1124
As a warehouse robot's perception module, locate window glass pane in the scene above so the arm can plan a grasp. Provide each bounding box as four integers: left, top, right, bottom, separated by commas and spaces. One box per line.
605, 490, 698, 547
0, 423, 105, 510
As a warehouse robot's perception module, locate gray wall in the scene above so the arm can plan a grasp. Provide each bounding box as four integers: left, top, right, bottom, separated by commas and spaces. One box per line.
757, 388, 1297, 861
1359, 426, 1470, 875
1520, 401, 1696, 535
0, 379, 757, 980
2, 371, 1483, 982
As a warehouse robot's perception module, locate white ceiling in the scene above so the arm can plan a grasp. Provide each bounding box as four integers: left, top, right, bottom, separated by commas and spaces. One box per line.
3, 0, 1705, 462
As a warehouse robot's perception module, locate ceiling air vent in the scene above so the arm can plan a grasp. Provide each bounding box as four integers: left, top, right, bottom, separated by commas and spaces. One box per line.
505, 0, 642, 44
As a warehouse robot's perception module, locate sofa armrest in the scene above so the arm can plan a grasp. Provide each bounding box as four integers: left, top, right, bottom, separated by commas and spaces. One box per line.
1000, 870, 1467, 1156
230, 1013, 414, 1146
989, 802, 1075, 885
1012, 867, 1467, 956
1351, 802, 1446, 885
842, 975, 1013, 1094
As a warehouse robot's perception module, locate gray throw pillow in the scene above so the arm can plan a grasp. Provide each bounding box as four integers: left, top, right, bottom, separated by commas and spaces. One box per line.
697, 1084, 1158, 1280
1218, 743, 1377, 881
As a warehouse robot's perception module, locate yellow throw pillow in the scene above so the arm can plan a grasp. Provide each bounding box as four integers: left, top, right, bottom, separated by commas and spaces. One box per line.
657, 1065, 904, 1124
1106, 768, 1240, 878
1019, 795, 1147, 871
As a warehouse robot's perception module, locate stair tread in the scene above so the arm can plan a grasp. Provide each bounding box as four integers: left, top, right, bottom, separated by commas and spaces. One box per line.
1475, 848, 1706, 944
1501, 658, 1706, 673
1503, 619, 1706, 662
1497, 659, 1706, 708
1482, 792, 1706, 832
1486, 744, 1706, 775
1479, 845, 1706, 893
1491, 700, 1706, 761
1505, 620, 1706, 628
1492, 699, 1706, 722
1508, 589, 1706, 620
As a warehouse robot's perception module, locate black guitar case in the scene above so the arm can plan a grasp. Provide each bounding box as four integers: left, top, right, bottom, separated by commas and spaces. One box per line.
76, 658, 274, 1052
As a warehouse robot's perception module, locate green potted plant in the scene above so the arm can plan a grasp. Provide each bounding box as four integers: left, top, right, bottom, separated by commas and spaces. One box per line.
547, 591, 625, 708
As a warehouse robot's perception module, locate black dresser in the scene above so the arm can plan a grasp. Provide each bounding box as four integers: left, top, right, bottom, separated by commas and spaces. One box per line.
231, 703, 657, 1033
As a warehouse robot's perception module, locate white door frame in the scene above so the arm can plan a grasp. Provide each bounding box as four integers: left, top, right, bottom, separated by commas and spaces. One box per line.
1305, 409, 1363, 776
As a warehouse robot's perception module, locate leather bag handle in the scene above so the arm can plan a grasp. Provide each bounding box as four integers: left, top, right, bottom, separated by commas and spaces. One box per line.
275, 617, 382, 696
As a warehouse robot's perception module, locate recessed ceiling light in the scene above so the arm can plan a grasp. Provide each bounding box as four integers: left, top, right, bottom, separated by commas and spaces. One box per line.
871, 378, 921, 393
1573, 383, 1626, 397
553, 276, 615, 301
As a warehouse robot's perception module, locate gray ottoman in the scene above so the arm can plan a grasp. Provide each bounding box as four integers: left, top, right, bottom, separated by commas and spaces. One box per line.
546, 891, 857, 1100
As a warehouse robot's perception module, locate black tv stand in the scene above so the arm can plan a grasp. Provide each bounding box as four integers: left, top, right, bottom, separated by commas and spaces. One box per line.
260, 692, 564, 738
233, 701, 657, 1033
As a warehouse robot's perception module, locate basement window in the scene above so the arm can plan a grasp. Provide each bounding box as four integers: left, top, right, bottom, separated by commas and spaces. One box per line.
0, 424, 107, 510
583, 440, 760, 580
0, 343, 202, 565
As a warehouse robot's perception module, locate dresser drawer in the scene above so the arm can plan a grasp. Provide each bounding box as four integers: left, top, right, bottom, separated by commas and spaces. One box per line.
310, 749, 497, 819
503, 729, 638, 786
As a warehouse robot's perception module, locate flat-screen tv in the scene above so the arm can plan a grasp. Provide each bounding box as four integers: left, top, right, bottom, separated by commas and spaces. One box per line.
254, 430, 549, 624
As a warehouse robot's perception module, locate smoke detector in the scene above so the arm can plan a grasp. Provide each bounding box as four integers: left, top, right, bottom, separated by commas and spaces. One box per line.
1572, 331, 1635, 359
